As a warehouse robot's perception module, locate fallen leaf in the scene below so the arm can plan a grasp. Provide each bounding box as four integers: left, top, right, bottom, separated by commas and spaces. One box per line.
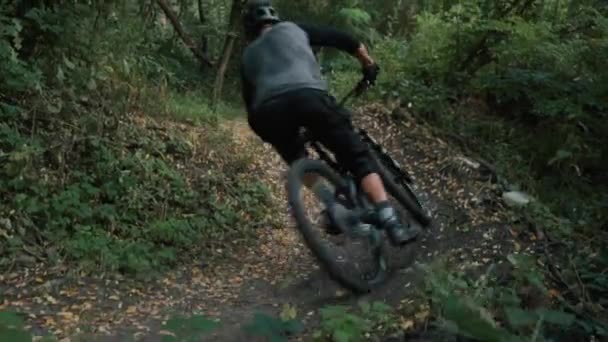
280, 303, 297, 321
58, 311, 74, 319
548, 289, 561, 298
514, 242, 521, 252
46, 295, 58, 304
58, 311, 79, 323
400, 318, 415, 330
415, 310, 430, 321
44, 316, 56, 326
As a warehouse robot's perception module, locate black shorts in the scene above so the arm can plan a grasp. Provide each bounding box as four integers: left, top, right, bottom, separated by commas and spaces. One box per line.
247, 88, 377, 182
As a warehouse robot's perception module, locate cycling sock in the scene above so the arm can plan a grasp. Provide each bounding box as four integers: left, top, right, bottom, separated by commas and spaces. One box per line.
375, 200, 392, 210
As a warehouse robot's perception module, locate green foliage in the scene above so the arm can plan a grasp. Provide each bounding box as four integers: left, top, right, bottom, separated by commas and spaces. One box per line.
317, 305, 371, 341
161, 314, 220, 342
314, 301, 396, 341
0, 312, 31, 342
348, 0, 608, 231
0, 11, 42, 93
244, 312, 304, 342
0, 1, 280, 275
422, 249, 608, 341
0, 113, 275, 274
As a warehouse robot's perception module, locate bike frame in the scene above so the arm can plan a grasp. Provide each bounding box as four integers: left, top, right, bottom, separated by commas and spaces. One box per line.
301, 78, 416, 207
295, 81, 417, 239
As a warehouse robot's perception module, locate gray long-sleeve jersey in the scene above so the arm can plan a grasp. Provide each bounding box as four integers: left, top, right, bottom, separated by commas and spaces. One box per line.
240, 21, 360, 112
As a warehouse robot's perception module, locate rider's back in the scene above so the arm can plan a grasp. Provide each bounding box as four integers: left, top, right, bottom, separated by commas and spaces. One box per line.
241, 21, 327, 110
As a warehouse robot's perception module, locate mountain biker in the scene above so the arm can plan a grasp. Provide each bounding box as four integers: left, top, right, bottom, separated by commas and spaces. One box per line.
240, 0, 420, 245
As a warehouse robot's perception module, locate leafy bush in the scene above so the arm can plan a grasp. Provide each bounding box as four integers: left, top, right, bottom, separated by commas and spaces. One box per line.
0, 112, 276, 275
422, 223, 608, 342
244, 312, 304, 342
0, 2, 280, 275
314, 301, 396, 341
356, 1, 608, 228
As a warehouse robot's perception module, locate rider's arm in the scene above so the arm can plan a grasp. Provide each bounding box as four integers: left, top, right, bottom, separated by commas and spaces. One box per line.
296, 23, 375, 67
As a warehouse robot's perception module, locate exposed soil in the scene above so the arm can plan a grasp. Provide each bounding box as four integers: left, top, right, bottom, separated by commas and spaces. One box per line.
0, 104, 520, 341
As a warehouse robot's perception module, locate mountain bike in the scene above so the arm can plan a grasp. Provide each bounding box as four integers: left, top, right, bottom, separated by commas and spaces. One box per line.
287, 79, 433, 293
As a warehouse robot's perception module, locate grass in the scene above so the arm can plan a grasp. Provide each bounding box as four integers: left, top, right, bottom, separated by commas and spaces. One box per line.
154, 90, 245, 125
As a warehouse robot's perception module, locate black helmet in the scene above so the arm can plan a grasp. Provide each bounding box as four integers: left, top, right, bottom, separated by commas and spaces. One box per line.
243, 0, 280, 36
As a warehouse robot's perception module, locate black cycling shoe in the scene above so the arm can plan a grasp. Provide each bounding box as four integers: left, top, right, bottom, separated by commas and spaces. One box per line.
376, 203, 420, 246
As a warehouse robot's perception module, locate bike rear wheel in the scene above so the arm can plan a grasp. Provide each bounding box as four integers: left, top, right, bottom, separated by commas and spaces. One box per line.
287, 158, 388, 293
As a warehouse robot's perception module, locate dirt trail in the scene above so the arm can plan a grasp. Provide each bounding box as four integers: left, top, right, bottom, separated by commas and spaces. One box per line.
0, 104, 516, 341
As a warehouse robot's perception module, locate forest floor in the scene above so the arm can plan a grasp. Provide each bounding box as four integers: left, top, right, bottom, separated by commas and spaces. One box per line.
0, 104, 525, 341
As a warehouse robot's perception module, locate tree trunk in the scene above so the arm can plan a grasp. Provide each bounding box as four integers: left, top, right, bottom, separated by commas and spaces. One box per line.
212, 0, 244, 108
198, 0, 209, 56
155, 0, 213, 67
212, 36, 237, 109
197, 0, 206, 23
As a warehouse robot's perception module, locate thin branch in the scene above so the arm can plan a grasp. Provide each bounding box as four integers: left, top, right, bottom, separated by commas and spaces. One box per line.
155, 0, 213, 67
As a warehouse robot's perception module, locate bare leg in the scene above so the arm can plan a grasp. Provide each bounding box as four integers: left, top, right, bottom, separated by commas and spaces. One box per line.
284, 166, 389, 206
360, 173, 388, 203
301, 172, 388, 204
